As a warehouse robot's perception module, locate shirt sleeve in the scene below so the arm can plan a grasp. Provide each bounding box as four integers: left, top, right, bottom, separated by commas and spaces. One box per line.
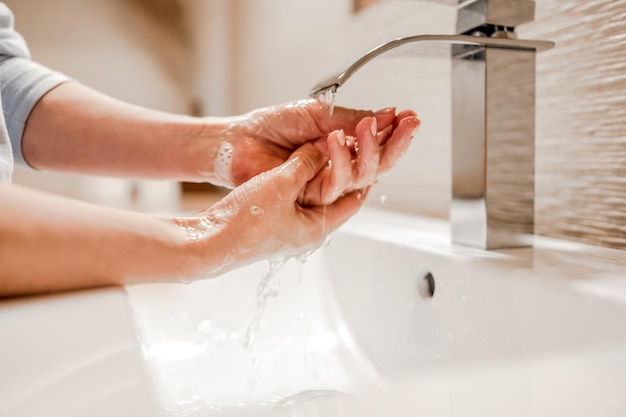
0, 3, 71, 166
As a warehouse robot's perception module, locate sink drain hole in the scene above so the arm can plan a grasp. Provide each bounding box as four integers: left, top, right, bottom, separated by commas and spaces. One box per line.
423, 272, 435, 298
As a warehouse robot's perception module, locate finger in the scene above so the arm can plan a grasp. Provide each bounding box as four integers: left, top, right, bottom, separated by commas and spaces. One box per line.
376, 124, 394, 146
379, 116, 421, 174
372, 107, 396, 132
318, 187, 371, 233
354, 117, 380, 188
282, 142, 328, 191
296, 138, 330, 204
346, 135, 356, 152
326, 129, 353, 202
298, 130, 353, 206
396, 109, 418, 121
298, 166, 329, 206
332, 106, 396, 136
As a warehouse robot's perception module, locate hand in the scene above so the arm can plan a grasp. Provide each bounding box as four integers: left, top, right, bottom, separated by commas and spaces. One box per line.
182, 142, 369, 276
299, 110, 420, 205
225, 100, 399, 186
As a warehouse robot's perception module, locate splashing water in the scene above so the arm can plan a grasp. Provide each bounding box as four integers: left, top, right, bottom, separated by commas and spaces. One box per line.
317, 87, 337, 116
244, 257, 288, 389
244, 258, 288, 347
243, 203, 332, 389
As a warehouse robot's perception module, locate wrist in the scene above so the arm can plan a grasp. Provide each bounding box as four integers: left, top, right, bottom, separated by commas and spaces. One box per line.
168, 214, 236, 281
177, 116, 244, 187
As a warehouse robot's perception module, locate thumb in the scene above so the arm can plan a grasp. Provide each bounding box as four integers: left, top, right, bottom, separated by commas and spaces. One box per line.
281, 142, 328, 192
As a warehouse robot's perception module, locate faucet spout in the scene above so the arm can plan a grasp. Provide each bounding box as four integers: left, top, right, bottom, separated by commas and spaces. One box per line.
309, 35, 553, 98
310, 28, 553, 249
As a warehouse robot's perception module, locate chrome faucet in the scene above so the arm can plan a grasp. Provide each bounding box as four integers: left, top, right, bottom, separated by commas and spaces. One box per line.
310, 0, 554, 250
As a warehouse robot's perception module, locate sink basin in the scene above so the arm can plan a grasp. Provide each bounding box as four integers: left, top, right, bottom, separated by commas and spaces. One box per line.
2, 208, 626, 416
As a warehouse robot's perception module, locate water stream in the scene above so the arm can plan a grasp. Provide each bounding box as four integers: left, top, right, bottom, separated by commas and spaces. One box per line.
316, 87, 337, 116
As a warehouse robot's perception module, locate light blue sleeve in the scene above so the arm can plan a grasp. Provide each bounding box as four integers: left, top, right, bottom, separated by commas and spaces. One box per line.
0, 3, 71, 165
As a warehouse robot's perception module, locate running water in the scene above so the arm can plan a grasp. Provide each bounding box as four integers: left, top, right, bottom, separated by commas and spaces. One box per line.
244, 205, 332, 389
244, 257, 288, 389
317, 87, 337, 116
244, 258, 287, 348
244, 246, 326, 389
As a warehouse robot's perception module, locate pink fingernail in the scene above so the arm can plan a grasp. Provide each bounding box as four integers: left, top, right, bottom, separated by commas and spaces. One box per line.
370, 118, 377, 136
337, 129, 346, 146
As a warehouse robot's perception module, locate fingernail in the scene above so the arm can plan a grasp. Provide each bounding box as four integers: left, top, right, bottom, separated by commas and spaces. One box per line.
336, 129, 346, 146
375, 107, 395, 115
410, 118, 421, 137
370, 117, 377, 136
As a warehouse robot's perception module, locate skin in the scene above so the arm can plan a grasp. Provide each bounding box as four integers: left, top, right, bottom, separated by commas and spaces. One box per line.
0, 82, 420, 297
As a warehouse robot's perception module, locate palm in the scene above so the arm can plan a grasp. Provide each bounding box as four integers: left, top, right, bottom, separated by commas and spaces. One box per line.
227, 100, 419, 208
230, 100, 381, 185
231, 135, 293, 184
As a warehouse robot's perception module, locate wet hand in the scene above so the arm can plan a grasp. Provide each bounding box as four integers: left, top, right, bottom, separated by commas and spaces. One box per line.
188, 142, 369, 272
299, 110, 420, 205
226, 100, 398, 186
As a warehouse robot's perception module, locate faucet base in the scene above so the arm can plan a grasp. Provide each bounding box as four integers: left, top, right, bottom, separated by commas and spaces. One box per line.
451, 47, 536, 250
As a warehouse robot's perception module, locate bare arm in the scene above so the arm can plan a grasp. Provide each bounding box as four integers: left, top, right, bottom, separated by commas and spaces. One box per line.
0, 142, 365, 297
21, 82, 418, 194
0, 181, 193, 296
22, 82, 228, 182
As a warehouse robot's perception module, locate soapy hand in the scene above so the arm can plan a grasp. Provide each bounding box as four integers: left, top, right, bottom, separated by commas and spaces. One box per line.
299, 110, 420, 205
184, 142, 369, 275
225, 100, 420, 205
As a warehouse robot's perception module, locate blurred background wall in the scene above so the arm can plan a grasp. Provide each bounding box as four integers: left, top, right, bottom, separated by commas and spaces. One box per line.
5, 0, 626, 249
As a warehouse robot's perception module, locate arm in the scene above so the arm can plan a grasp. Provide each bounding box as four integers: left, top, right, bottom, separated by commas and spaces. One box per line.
21, 82, 229, 182
22, 82, 419, 191
0, 141, 364, 297
0, 180, 190, 296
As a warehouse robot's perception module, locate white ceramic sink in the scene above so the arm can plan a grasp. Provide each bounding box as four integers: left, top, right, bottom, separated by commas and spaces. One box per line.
2, 208, 626, 416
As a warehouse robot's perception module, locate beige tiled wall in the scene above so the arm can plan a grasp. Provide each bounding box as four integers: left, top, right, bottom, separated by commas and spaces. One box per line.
520, 0, 626, 249
342, 1, 626, 250
332, 1, 626, 250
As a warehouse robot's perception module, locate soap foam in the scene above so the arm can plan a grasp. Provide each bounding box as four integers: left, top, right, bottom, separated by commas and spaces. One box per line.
213, 141, 234, 187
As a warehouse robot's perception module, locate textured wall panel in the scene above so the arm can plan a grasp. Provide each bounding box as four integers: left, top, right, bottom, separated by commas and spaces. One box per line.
520, 0, 626, 249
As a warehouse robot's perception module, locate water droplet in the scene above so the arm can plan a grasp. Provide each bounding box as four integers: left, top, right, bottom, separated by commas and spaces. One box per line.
380, 195, 387, 205
249, 205, 263, 216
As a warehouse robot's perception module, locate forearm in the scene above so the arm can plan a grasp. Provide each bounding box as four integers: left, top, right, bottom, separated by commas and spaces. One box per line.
0, 183, 210, 296
21, 82, 233, 182
0, 138, 374, 297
